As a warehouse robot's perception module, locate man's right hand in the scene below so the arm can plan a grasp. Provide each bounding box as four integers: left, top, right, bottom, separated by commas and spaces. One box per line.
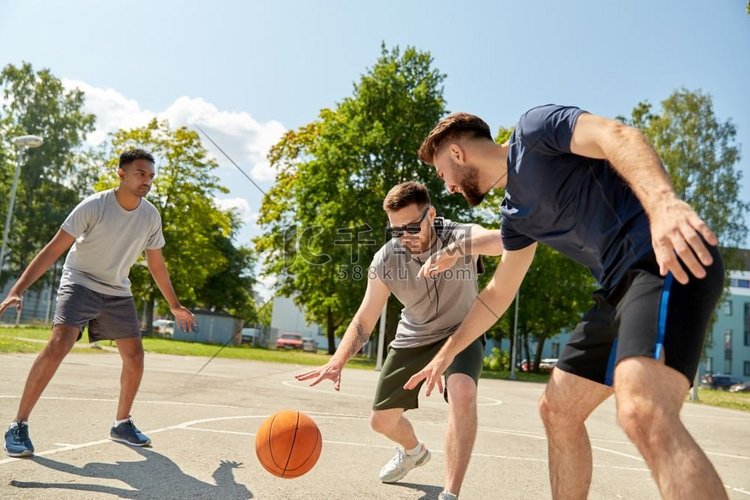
0, 292, 23, 317
295, 359, 345, 391
649, 197, 718, 285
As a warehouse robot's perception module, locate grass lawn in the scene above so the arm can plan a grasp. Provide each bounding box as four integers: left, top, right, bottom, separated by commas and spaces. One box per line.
2, 327, 747, 412
687, 388, 750, 412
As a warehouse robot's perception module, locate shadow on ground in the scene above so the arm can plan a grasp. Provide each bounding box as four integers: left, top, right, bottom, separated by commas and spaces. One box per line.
387, 481, 443, 499
9, 446, 253, 499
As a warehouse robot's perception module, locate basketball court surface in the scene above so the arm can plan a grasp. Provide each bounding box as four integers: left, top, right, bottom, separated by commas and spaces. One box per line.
1, 352, 748, 499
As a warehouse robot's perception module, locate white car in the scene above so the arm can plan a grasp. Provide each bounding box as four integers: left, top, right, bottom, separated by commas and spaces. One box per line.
152, 319, 175, 337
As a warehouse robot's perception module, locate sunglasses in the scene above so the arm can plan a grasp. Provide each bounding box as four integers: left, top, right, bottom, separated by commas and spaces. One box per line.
386, 206, 430, 238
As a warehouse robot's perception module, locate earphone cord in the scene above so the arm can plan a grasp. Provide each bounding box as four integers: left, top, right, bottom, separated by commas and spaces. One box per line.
415, 256, 440, 320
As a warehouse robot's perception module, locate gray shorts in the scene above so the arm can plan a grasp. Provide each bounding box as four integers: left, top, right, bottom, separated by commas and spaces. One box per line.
53, 283, 141, 342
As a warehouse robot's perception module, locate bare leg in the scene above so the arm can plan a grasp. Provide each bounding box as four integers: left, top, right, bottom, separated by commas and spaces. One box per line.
615, 357, 727, 499
370, 408, 419, 450
114, 337, 145, 421
14, 325, 79, 421
539, 368, 613, 500
444, 373, 477, 496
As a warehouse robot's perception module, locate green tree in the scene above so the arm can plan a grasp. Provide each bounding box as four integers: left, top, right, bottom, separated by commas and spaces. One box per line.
99, 119, 256, 328
517, 245, 595, 371
195, 217, 257, 319
257, 44, 465, 353
0, 62, 96, 288
621, 89, 748, 267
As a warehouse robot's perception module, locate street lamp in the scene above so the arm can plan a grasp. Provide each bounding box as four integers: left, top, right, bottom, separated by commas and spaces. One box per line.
0, 135, 44, 275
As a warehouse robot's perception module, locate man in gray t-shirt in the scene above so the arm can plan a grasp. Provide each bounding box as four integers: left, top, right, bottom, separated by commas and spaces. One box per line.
1, 149, 195, 458
296, 182, 502, 500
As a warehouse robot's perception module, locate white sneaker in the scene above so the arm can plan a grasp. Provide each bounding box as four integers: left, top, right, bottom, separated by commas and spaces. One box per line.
438, 492, 458, 500
379, 444, 431, 483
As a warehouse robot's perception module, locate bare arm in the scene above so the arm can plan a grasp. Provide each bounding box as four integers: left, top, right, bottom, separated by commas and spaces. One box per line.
145, 248, 195, 332
405, 243, 537, 395
295, 273, 390, 390
0, 229, 75, 316
418, 224, 503, 279
570, 113, 717, 284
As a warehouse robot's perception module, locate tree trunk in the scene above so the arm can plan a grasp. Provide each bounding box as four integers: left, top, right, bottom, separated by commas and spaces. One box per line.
145, 291, 155, 336
523, 331, 531, 371
533, 335, 546, 373
326, 306, 336, 355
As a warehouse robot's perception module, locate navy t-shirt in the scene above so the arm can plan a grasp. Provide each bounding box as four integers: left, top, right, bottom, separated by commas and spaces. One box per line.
501, 105, 652, 290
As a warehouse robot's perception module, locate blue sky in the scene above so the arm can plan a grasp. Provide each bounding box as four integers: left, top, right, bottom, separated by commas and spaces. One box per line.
1, 0, 748, 257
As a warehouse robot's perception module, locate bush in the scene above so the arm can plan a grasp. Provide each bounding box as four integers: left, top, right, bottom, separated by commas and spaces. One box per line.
483, 347, 510, 372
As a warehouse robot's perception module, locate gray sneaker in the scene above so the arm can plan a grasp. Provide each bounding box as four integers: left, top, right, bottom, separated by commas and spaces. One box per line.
379, 444, 431, 483
4, 422, 34, 458
110, 417, 151, 447
438, 492, 458, 500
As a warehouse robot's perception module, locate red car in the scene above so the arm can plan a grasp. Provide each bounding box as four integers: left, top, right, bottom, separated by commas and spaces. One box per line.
276, 333, 304, 350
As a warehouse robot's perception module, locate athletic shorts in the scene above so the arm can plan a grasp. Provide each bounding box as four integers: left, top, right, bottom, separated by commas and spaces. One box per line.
372, 335, 485, 411
53, 283, 141, 342
556, 245, 723, 386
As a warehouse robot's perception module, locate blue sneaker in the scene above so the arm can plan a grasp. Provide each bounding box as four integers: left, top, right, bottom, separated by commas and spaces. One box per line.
4, 422, 34, 458
110, 417, 151, 447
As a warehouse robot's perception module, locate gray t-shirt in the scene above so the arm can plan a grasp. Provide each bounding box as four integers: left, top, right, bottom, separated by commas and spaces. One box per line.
371, 219, 479, 349
59, 188, 165, 296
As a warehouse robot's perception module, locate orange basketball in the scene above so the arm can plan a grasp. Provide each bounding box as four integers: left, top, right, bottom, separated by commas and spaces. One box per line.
255, 410, 322, 478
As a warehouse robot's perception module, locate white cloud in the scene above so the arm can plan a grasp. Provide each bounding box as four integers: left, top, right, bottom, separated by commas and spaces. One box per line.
214, 197, 258, 227
62, 79, 286, 182
255, 274, 278, 302
62, 79, 155, 145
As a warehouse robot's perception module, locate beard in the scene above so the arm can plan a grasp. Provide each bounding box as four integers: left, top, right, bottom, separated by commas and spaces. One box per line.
459, 165, 487, 206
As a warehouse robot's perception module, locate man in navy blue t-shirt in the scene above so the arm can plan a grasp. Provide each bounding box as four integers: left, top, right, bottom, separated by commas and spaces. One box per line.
405, 106, 726, 499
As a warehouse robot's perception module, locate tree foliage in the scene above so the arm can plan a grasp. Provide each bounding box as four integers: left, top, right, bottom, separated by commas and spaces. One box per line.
99, 119, 256, 324
0, 62, 97, 286
621, 89, 748, 267
257, 44, 465, 353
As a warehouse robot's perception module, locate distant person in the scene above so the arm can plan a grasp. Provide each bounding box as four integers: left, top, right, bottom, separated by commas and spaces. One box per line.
2, 148, 195, 458
407, 106, 725, 499
297, 182, 503, 500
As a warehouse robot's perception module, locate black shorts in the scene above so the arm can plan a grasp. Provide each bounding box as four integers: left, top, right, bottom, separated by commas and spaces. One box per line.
372, 335, 485, 411
556, 246, 723, 386
53, 283, 141, 342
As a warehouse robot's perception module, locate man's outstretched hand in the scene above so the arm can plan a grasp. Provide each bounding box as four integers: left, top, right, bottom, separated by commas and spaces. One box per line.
403, 354, 453, 396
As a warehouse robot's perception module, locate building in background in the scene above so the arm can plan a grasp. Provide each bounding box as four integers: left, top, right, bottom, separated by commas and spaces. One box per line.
704, 250, 750, 380
270, 295, 335, 351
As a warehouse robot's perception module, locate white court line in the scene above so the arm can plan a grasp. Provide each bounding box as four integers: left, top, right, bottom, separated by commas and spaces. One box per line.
280, 380, 504, 407
0, 395, 240, 409
8, 411, 750, 489
726, 486, 750, 496
3, 395, 746, 464
181, 423, 649, 472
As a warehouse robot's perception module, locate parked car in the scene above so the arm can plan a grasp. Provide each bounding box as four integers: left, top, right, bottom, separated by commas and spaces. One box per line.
241, 327, 260, 345
302, 337, 317, 352
729, 381, 750, 393
152, 319, 175, 338
539, 358, 558, 373
700, 373, 740, 390
276, 333, 304, 350
518, 358, 557, 373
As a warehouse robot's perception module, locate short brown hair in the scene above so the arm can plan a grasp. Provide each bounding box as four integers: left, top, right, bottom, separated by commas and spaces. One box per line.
383, 181, 431, 212
418, 112, 493, 164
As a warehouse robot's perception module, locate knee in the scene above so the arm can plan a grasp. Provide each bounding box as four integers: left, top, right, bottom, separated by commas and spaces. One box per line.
122, 347, 145, 367
370, 411, 396, 435
446, 376, 476, 409
538, 392, 580, 431
44, 335, 75, 359
616, 397, 672, 449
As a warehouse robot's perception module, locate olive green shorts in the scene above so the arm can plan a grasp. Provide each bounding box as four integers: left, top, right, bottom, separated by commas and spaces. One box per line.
372, 335, 484, 411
